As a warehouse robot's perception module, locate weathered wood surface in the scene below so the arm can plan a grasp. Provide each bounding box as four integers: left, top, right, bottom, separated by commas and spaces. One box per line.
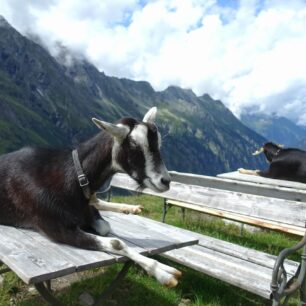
149, 223, 299, 299
170, 171, 306, 202
218, 171, 306, 191
163, 244, 298, 299
105, 209, 299, 299
111, 174, 306, 228
0, 212, 197, 284
166, 199, 305, 236
106, 212, 299, 275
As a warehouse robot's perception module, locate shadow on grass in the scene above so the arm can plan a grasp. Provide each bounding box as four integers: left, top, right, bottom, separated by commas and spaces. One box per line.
17, 264, 178, 306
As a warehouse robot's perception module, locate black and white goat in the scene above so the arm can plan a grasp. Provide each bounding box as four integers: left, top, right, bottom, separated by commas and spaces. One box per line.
239, 142, 306, 183
0, 107, 182, 287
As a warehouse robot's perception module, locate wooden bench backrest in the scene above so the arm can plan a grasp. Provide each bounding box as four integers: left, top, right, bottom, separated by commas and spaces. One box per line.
111, 173, 306, 235
171, 171, 306, 202
218, 171, 306, 191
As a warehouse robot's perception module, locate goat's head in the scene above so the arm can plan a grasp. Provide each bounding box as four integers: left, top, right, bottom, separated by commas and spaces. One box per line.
92, 107, 171, 192
252, 142, 284, 162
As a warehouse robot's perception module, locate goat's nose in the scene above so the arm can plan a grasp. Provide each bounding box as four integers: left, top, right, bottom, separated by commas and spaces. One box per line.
160, 177, 171, 188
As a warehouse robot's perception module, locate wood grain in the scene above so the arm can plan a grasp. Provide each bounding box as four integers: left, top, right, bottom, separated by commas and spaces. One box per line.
170, 171, 306, 202
111, 173, 306, 228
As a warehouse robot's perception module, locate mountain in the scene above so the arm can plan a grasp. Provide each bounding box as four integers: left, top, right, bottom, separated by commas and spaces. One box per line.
0, 16, 266, 175
241, 113, 306, 149
296, 139, 306, 150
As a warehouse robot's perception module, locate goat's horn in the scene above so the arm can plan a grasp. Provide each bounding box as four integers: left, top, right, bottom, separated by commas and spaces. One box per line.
252, 147, 264, 156
277, 144, 284, 148
143, 107, 157, 124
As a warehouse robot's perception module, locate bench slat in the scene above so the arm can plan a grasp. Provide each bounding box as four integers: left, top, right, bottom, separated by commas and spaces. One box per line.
105, 212, 299, 274
218, 171, 306, 190
170, 171, 306, 202
0, 226, 76, 284
103, 212, 199, 252
166, 199, 305, 236
0, 212, 198, 284
111, 174, 306, 228
163, 244, 298, 299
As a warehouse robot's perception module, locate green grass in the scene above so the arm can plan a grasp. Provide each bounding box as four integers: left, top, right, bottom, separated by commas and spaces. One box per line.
0, 194, 301, 306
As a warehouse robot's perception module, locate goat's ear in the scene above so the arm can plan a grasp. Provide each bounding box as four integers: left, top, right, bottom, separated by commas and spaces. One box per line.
143, 107, 157, 124
92, 118, 129, 139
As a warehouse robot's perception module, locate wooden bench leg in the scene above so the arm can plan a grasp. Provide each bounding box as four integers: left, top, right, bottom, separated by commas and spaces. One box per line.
35, 282, 65, 306
0, 262, 10, 275
93, 261, 133, 306
34, 261, 133, 306
162, 199, 170, 223
181, 207, 186, 222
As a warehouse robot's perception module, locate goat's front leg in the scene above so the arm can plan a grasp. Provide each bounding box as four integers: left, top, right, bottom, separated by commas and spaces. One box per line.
238, 168, 260, 176
93, 235, 181, 287
90, 194, 143, 214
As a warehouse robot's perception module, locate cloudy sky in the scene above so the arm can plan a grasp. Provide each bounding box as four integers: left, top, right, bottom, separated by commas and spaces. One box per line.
1, 0, 306, 125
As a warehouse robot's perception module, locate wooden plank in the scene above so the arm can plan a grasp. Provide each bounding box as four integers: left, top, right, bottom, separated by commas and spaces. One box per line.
193, 234, 298, 274
103, 212, 198, 252
111, 174, 306, 228
170, 171, 306, 202
105, 213, 299, 274
166, 199, 305, 236
218, 171, 306, 190
19, 229, 120, 272
0, 212, 197, 284
163, 245, 298, 299
0, 225, 76, 284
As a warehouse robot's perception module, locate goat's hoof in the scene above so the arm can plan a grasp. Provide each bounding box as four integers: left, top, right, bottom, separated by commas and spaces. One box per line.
133, 205, 144, 214
165, 277, 178, 288
173, 270, 182, 279
121, 205, 143, 214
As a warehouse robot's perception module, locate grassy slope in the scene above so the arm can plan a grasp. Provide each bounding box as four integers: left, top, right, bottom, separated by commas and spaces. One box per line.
0, 194, 300, 306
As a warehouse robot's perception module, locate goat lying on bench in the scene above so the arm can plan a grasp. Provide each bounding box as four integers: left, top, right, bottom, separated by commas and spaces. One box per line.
239, 142, 306, 183
0, 107, 181, 287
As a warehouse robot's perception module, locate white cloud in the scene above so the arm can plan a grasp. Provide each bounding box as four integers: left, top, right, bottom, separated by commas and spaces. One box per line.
1, 0, 306, 125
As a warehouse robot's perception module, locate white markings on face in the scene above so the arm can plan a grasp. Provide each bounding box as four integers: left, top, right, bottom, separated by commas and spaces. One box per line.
130, 124, 149, 148
111, 124, 130, 172
130, 123, 170, 192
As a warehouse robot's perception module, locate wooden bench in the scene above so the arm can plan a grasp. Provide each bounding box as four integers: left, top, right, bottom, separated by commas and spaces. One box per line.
110, 173, 306, 305
0, 211, 198, 306
218, 170, 306, 192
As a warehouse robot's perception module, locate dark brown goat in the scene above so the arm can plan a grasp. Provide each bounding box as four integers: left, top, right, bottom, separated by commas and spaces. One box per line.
0, 107, 181, 287
239, 142, 306, 183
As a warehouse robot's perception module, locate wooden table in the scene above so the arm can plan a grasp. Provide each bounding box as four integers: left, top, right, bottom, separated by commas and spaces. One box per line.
0, 211, 198, 306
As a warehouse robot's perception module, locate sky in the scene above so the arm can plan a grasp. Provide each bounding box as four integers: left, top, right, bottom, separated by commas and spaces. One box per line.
1, 0, 306, 125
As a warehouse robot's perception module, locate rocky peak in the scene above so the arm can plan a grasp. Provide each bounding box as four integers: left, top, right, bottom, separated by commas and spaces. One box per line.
0, 16, 12, 29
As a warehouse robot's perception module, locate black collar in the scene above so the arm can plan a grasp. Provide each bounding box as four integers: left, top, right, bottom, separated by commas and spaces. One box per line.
72, 149, 92, 200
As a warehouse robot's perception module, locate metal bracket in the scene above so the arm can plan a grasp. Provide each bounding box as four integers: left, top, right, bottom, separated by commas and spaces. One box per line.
78, 174, 89, 187
271, 234, 306, 305
162, 199, 172, 223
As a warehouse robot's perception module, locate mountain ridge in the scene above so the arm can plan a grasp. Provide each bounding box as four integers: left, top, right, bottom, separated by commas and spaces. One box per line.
0, 16, 266, 175
241, 113, 306, 149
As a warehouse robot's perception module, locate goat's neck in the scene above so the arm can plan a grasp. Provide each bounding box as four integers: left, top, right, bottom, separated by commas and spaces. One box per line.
77, 132, 116, 192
